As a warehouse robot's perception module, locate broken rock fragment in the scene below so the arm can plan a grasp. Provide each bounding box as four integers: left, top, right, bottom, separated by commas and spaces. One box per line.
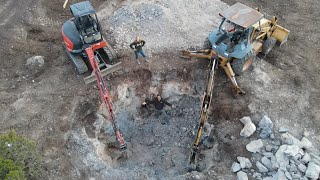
232, 162, 241, 172
258, 115, 273, 139
237, 157, 252, 169
305, 162, 320, 179
236, 171, 248, 180
284, 145, 300, 157
256, 161, 269, 173
246, 139, 263, 153
239, 116, 256, 138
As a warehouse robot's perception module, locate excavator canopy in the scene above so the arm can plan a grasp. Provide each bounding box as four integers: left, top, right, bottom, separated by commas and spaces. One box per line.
219, 2, 263, 29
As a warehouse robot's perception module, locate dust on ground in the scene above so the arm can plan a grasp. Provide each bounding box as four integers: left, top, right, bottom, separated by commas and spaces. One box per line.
0, 0, 319, 179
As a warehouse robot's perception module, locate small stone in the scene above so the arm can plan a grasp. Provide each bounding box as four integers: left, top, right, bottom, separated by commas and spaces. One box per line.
284, 145, 300, 157
303, 131, 310, 137
300, 137, 313, 149
281, 133, 303, 148
239, 117, 256, 138
285, 171, 292, 180
270, 133, 275, 139
232, 162, 241, 172
246, 139, 263, 153
298, 163, 307, 173
265, 145, 273, 152
272, 140, 281, 146
237, 157, 252, 169
289, 163, 298, 172
256, 161, 269, 173
236, 171, 248, 180
275, 169, 287, 179
291, 171, 302, 179
262, 177, 273, 180
279, 127, 289, 133
305, 162, 320, 179
261, 156, 272, 170
263, 152, 274, 158
26, 56, 45, 67
301, 153, 311, 164
252, 172, 261, 178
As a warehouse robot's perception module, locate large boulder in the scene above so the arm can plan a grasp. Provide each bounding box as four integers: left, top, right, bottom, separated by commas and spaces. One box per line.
239, 116, 256, 138
305, 162, 320, 179
258, 115, 273, 138
237, 157, 252, 169
246, 139, 263, 153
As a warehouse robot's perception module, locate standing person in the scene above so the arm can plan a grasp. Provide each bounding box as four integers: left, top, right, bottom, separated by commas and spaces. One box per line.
130, 36, 149, 64
142, 94, 175, 124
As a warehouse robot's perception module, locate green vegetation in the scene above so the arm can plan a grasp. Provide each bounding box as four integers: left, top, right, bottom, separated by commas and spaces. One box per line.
0, 130, 43, 180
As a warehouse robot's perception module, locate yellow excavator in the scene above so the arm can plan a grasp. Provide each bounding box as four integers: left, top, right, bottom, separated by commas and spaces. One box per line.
183, 2, 290, 169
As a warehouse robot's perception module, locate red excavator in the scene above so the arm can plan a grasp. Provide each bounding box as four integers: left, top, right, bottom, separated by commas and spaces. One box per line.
61, 1, 127, 154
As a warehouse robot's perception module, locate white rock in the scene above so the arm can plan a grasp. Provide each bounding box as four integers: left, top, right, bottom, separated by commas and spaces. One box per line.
26, 56, 45, 67
275, 145, 289, 171
232, 162, 241, 172
237, 157, 252, 169
240, 117, 256, 138
246, 139, 263, 153
265, 145, 273, 152
300, 137, 313, 149
284, 145, 300, 157
274, 169, 287, 180
237, 171, 248, 180
279, 127, 289, 133
298, 163, 307, 173
261, 156, 272, 170
301, 153, 311, 164
256, 161, 269, 173
305, 162, 320, 179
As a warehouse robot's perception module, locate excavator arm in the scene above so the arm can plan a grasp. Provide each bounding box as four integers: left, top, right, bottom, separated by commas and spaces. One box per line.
190, 57, 218, 168
85, 46, 127, 153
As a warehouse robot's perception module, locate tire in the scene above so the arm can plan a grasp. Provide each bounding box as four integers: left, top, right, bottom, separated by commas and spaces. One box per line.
203, 37, 212, 49
232, 51, 256, 76
262, 37, 277, 55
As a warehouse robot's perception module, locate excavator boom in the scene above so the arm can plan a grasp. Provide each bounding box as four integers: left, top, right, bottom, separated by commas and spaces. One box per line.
85, 47, 127, 152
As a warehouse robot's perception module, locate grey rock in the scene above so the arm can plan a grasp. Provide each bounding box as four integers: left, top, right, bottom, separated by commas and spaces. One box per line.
298, 163, 307, 173
291, 171, 302, 179
263, 152, 275, 158
289, 163, 298, 173
285, 171, 292, 180
261, 156, 273, 170
270, 133, 275, 139
262, 177, 273, 180
256, 161, 269, 173
237, 157, 252, 169
265, 145, 273, 152
237, 171, 248, 180
275, 169, 287, 180
232, 162, 241, 172
26, 56, 45, 67
300, 137, 313, 149
271, 156, 280, 170
305, 162, 320, 179
275, 145, 289, 171
279, 127, 289, 133
301, 153, 311, 164
303, 131, 310, 137
246, 139, 264, 153
240, 117, 256, 138
284, 145, 300, 157
258, 115, 273, 138
281, 133, 303, 148
272, 140, 281, 146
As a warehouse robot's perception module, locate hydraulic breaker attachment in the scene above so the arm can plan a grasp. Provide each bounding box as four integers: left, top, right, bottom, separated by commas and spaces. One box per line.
190, 57, 218, 168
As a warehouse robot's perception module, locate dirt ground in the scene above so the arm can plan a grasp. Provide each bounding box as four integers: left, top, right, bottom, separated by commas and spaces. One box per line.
0, 0, 319, 179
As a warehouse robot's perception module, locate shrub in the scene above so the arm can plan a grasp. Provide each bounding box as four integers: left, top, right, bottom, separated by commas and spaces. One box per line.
0, 130, 43, 179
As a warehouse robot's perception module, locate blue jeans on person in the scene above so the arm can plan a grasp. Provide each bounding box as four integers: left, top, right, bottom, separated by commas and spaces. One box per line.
135, 50, 146, 59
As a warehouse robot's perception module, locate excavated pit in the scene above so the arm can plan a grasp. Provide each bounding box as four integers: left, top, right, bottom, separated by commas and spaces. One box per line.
63, 63, 252, 179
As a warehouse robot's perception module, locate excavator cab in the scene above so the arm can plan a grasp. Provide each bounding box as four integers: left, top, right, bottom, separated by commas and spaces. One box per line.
70, 2, 102, 45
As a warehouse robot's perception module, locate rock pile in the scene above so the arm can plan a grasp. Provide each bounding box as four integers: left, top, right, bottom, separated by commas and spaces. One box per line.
232, 115, 320, 180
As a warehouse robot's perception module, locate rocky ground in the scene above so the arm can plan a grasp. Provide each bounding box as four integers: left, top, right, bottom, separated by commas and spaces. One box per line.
0, 0, 319, 179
